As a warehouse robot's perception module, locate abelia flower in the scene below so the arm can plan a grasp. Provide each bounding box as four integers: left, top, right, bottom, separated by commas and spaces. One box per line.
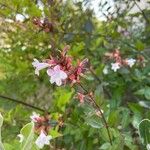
17, 134, 24, 143
68, 59, 89, 84
111, 62, 121, 72
105, 49, 124, 66
47, 65, 67, 86
30, 112, 41, 122
35, 130, 52, 149
34, 114, 51, 134
32, 46, 88, 86
125, 58, 136, 67
32, 59, 50, 76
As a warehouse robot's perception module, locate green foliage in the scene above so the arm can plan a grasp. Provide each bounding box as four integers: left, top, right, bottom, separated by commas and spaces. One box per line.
20, 122, 35, 150
138, 119, 150, 145
0, 0, 150, 149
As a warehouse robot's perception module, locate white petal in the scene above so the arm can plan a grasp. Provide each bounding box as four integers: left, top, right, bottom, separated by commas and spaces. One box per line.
126, 58, 136, 68
56, 79, 62, 86
60, 71, 67, 79
50, 77, 55, 84
32, 58, 39, 66
111, 63, 120, 72
32, 59, 50, 76
35, 69, 39, 76
54, 65, 60, 71
37, 63, 50, 70
47, 69, 54, 76
35, 131, 52, 149
35, 139, 44, 149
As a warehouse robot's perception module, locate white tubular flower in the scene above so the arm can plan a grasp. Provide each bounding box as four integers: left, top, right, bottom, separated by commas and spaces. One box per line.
47, 65, 67, 86
30, 112, 40, 122
35, 131, 52, 149
17, 134, 24, 143
111, 62, 121, 72
126, 58, 136, 68
32, 58, 50, 76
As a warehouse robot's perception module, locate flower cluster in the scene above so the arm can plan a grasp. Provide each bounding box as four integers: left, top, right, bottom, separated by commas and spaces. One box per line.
32, 45, 89, 86
30, 112, 52, 134
104, 49, 137, 73
33, 17, 53, 33
18, 112, 60, 149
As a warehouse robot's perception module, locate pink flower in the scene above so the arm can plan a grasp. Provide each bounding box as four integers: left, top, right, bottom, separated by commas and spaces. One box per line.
111, 62, 121, 72
125, 58, 136, 68
35, 130, 52, 149
47, 65, 67, 86
32, 59, 50, 76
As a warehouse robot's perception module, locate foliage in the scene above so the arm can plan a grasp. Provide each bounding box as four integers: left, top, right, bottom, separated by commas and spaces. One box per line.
0, 0, 150, 149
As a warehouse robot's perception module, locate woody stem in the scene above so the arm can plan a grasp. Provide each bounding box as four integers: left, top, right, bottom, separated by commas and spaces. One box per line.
0, 95, 46, 113
78, 83, 112, 145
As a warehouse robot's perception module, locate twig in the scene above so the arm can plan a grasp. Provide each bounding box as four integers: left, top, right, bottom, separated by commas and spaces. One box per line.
0, 95, 46, 112
77, 83, 113, 145
133, 0, 149, 24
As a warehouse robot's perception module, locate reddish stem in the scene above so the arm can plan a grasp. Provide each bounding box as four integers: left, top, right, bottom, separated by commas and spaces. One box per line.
78, 83, 112, 145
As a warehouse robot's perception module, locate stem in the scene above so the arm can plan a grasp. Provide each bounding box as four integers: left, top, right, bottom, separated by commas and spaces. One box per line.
78, 83, 113, 145
0, 95, 46, 112
133, 0, 149, 24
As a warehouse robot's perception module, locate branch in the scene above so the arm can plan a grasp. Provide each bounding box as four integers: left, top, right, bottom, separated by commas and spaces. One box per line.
0, 95, 46, 113
133, 0, 149, 24
77, 83, 113, 145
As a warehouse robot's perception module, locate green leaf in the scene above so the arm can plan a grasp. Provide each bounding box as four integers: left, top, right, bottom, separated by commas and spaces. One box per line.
54, 88, 73, 112
135, 40, 145, 51
100, 128, 112, 142
121, 108, 130, 128
0, 113, 5, 150
135, 87, 150, 100
108, 110, 120, 127
99, 143, 111, 150
20, 122, 35, 150
85, 115, 103, 129
132, 113, 142, 129
49, 129, 62, 139
138, 119, 150, 145
3, 143, 13, 150
128, 102, 143, 114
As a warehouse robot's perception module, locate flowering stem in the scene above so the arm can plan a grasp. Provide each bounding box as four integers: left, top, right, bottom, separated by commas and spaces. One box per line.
78, 83, 113, 146
0, 95, 46, 113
